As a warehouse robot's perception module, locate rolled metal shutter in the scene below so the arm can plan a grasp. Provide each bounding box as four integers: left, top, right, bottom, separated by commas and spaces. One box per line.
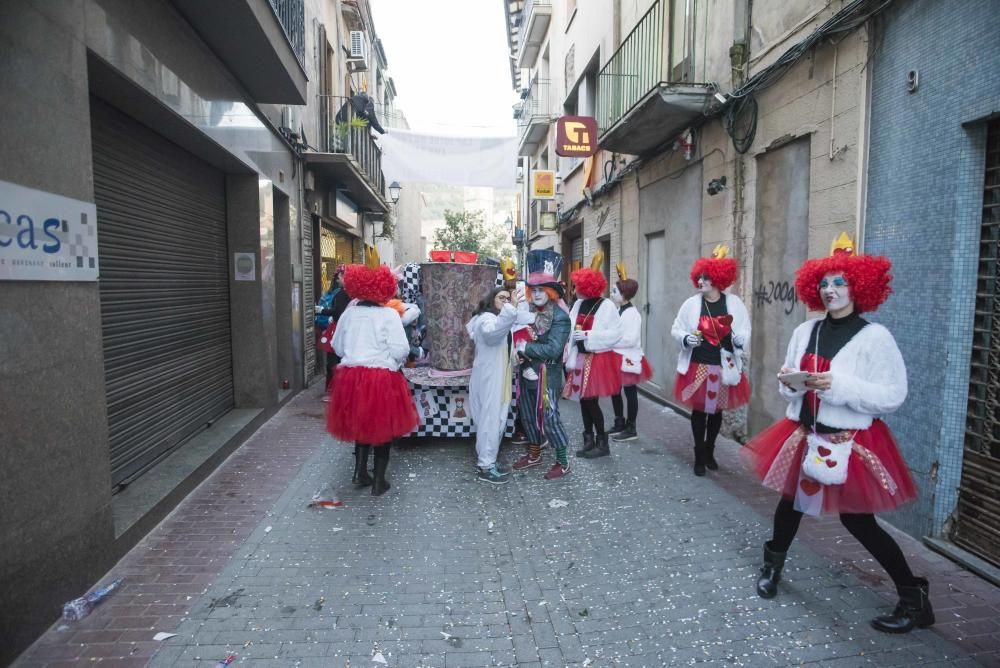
91, 98, 234, 489
302, 207, 316, 383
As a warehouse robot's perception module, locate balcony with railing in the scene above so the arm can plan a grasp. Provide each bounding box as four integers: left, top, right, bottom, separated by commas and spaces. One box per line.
515, 77, 551, 157
171, 0, 307, 104
596, 0, 712, 155
303, 95, 388, 214
516, 0, 552, 69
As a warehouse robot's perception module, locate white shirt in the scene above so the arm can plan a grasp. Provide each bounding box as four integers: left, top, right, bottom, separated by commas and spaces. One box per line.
332, 303, 410, 370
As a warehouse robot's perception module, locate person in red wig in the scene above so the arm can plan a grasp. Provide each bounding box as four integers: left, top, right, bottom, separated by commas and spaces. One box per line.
608, 262, 653, 442
670, 245, 751, 476
565, 252, 624, 459
327, 247, 419, 496
742, 233, 931, 634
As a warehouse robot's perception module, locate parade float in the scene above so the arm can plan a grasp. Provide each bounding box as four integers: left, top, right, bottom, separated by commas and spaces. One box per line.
398, 253, 519, 439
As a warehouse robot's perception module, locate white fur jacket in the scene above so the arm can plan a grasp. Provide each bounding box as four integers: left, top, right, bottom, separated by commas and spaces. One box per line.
778, 317, 907, 430
613, 305, 644, 372
564, 298, 623, 371
670, 293, 750, 374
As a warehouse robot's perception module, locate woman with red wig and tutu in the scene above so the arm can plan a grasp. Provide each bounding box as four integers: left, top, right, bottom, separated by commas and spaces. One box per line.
670, 245, 751, 476
742, 233, 932, 634
608, 262, 653, 442
565, 252, 623, 459
327, 247, 419, 496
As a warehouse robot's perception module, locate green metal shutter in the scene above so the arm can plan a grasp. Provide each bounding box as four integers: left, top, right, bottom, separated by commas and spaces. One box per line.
90, 98, 234, 489
302, 207, 316, 383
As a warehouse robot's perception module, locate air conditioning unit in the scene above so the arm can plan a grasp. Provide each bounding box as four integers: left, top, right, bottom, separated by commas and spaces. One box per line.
348, 30, 368, 71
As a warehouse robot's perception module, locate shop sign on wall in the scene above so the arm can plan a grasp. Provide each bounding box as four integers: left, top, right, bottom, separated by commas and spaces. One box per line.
234, 252, 256, 281
531, 170, 556, 200
0, 179, 99, 281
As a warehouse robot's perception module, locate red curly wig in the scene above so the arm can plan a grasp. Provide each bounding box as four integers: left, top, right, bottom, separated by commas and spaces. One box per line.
344, 264, 398, 304
572, 268, 608, 299
689, 257, 738, 291
794, 254, 892, 313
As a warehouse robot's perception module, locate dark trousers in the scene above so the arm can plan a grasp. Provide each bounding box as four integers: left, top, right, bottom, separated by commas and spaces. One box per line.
611, 385, 639, 423
769, 497, 918, 587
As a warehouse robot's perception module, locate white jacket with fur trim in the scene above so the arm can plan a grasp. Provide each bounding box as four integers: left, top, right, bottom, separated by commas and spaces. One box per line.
564, 298, 623, 371
778, 317, 907, 430
670, 293, 750, 375
613, 305, 645, 372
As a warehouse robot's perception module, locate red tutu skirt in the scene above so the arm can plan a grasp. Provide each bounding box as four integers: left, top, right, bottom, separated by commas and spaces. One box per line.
741, 418, 918, 515
673, 363, 750, 413
622, 357, 653, 386
326, 366, 419, 444
564, 351, 623, 400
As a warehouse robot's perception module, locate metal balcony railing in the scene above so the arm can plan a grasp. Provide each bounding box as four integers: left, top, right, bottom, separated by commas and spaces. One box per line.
517, 77, 550, 133
269, 0, 305, 66
596, 0, 666, 133
319, 95, 386, 198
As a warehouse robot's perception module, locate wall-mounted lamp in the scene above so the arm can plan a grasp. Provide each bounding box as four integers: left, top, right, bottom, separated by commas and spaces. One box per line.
388, 181, 401, 204
707, 176, 727, 196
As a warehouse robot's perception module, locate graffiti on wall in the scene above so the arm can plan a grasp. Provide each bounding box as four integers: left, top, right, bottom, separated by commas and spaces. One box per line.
754, 280, 799, 315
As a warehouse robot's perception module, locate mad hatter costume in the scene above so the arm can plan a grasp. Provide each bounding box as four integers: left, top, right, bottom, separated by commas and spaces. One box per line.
670, 245, 751, 475
327, 247, 419, 496
741, 233, 930, 634
512, 250, 573, 480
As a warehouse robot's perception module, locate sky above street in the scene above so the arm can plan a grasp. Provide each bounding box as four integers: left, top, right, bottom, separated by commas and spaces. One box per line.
370, 0, 519, 136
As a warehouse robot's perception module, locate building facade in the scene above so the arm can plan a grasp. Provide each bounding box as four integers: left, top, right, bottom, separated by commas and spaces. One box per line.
0, 0, 399, 659
500, 0, 996, 562
862, 0, 1000, 568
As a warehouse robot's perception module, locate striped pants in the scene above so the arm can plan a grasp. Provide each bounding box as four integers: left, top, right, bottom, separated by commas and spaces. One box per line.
518, 376, 570, 466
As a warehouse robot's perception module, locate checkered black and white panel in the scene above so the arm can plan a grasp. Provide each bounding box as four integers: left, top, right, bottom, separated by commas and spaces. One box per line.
401, 263, 422, 303
495, 270, 504, 288
407, 384, 517, 439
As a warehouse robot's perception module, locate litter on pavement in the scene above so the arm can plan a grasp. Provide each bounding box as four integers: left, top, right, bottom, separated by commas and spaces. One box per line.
61, 577, 124, 621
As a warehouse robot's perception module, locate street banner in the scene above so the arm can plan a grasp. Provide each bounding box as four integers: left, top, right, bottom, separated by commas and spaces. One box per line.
379, 128, 517, 189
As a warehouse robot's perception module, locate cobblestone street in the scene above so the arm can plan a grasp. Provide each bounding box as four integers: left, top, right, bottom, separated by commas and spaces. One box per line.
16, 386, 1000, 667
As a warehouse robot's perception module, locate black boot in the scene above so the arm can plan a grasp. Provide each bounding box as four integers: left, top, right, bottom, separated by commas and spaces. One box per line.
612, 421, 637, 442
756, 543, 787, 599
870, 578, 935, 634
607, 417, 627, 436
575, 433, 596, 457
352, 444, 373, 487
705, 441, 719, 470
371, 446, 391, 496
693, 445, 707, 476
581, 433, 610, 459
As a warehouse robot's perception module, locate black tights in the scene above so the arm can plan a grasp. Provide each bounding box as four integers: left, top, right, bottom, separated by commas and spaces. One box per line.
690, 410, 723, 448
611, 386, 639, 423
769, 497, 917, 587
580, 398, 606, 435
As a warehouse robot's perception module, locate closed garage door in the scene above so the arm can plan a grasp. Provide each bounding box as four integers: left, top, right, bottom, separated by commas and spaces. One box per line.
91, 97, 234, 489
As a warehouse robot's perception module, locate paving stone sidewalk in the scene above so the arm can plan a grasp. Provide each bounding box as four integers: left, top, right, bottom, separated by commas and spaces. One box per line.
16, 386, 1000, 667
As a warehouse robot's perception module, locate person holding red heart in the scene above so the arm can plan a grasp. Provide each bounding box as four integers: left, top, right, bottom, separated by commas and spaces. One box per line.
670, 245, 751, 476
741, 233, 930, 635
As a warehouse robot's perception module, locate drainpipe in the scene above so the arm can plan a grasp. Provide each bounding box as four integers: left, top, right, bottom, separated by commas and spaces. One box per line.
731, 0, 752, 293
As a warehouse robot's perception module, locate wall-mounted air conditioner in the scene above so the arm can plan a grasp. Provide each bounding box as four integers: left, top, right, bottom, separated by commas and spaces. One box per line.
348, 31, 368, 72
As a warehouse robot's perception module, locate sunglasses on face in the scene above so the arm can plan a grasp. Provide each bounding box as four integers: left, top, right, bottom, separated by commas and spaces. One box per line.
819, 277, 848, 289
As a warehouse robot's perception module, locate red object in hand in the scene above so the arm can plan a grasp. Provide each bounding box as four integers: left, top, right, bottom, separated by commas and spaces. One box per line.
319, 320, 336, 353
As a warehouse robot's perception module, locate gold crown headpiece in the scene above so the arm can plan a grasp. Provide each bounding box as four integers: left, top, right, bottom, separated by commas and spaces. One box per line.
364, 244, 381, 269
615, 262, 628, 281
830, 232, 855, 257
589, 250, 604, 272
711, 244, 729, 259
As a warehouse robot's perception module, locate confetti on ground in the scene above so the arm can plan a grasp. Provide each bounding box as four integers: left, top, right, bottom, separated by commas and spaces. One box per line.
153, 632, 177, 641
548, 499, 569, 508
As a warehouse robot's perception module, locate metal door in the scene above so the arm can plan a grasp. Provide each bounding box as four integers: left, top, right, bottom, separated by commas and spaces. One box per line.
748, 138, 810, 435
643, 232, 668, 391
955, 119, 1000, 567
91, 97, 234, 489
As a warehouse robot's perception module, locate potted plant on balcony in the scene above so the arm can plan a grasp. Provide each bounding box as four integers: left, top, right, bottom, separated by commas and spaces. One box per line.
332, 116, 370, 151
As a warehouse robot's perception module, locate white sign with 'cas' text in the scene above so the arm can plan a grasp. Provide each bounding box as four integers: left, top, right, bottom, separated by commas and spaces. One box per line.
0, 179, 99, 282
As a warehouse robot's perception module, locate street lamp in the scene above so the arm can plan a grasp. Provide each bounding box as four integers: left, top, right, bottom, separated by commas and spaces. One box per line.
388, 181, 401, 204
